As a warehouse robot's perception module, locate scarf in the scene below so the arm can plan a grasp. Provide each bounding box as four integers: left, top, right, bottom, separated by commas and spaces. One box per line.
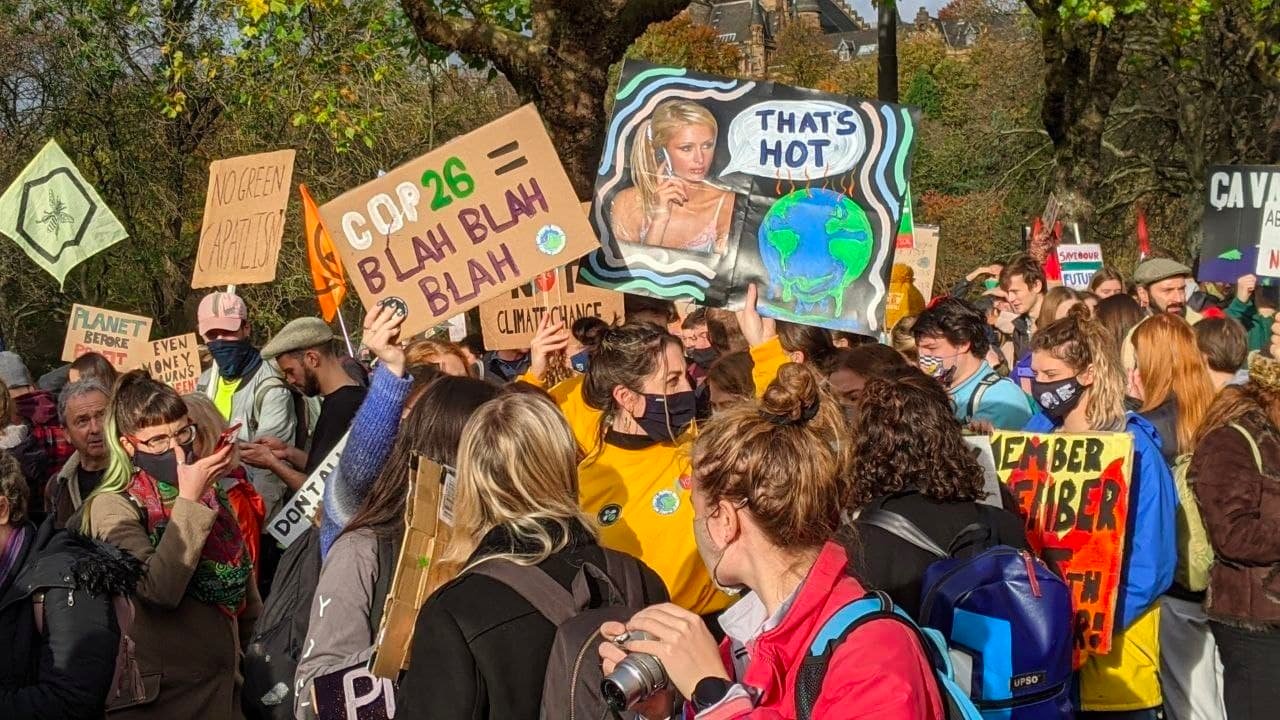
126, 468, 251, 617
0, 523, 32, 591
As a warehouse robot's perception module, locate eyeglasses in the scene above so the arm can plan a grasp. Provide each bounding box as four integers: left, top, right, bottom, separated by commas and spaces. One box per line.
129, 424, 198, 454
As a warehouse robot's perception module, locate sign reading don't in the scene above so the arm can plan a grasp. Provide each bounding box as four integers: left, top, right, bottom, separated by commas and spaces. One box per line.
318, 105, 598, 339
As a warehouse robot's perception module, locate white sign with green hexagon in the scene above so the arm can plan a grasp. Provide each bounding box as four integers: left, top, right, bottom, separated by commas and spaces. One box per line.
0, 139, 129, 288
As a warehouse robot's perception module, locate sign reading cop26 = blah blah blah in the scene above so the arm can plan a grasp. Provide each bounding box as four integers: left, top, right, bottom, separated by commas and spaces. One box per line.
318, 105, 599, 339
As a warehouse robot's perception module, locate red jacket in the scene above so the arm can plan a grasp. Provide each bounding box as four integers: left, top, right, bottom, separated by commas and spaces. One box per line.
699, 542, 945, 720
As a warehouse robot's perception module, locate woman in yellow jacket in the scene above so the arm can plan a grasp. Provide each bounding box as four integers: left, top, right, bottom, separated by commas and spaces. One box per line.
524, 317, 728, 615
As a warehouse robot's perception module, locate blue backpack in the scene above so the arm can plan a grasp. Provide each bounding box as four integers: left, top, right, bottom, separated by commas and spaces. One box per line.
795, 590, 983, 720
858, 507, 1074, 720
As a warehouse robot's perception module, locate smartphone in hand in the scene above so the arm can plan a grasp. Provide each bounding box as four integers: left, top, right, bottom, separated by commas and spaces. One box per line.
215, 422, 243, 452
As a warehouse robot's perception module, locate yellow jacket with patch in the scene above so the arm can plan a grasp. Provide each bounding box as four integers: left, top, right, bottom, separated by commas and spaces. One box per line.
578, 434, 731, 615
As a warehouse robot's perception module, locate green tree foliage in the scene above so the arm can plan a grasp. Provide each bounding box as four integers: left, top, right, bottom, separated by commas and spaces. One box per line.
903, 69, 943, 118
0, 0, 517, 366
771, 22, 839, 89
626, 15, 743, 78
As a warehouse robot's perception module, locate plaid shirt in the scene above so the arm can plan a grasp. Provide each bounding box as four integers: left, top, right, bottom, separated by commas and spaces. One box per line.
31, 422, 73, 478
16, 390, 73, 481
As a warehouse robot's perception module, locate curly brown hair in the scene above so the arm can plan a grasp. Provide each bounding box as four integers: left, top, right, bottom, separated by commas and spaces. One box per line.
848, 372, 986, 508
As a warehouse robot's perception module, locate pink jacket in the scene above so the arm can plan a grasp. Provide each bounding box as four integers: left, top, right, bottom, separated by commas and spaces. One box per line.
698, 542, 945, 719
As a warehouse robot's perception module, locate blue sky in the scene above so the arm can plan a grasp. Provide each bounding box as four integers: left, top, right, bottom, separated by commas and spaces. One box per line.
841, 0, 954, 20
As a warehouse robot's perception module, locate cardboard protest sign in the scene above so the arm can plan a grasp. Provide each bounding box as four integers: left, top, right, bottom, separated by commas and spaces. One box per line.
371, 458, 459, 678
138, 333, 200, 395
267, 433, 348, 548
0, 140, 129, 289
891, 223, 938, 299
1056, 243, 1104, 290
991, 430, 1133, 666
478, 259, 625, 350
60, 304, 153, 369
311, 662, 394, 720
1200, 165, 1280, 282
584, 61, 920, 334
192, 149, 296, 288
320, 105, 598, 339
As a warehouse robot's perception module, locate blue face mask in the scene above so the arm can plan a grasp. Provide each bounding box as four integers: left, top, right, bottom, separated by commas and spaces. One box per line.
208, 339, 262, 380
634, 390, 697, 443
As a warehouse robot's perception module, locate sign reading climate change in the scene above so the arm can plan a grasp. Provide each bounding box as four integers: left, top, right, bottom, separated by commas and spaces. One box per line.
585, 61, 920, 334
991, 430, 1133, 666
1200, 165, 1280, 282
319, 105, 598, 339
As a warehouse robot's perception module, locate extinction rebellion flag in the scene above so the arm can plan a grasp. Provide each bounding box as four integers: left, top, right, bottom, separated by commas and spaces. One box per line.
0, 139, 129, 288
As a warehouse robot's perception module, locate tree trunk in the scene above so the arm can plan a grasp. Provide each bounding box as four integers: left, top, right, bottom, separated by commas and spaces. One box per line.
1033, 7, 1131, 230
398, 0, 688, 200
877, 2, 899, 103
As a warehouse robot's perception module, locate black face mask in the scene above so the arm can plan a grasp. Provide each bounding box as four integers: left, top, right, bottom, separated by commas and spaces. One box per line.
686, 348, 719, 368
634, 390, 697, 443
133, 443, 196, 487
1031, 376, 1085, 421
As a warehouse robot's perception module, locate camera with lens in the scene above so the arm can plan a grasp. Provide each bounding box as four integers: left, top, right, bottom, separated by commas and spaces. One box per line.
601, 631, 669, 712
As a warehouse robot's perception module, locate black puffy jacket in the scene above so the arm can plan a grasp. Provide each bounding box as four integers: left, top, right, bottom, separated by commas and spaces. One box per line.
0, 522, 142, 719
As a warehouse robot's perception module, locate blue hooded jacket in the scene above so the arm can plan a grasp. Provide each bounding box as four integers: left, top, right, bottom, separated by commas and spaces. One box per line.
1023, 411, 1177, 629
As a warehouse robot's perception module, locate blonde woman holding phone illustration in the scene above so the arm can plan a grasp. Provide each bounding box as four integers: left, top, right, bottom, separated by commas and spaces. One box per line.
610, 100, 736, 255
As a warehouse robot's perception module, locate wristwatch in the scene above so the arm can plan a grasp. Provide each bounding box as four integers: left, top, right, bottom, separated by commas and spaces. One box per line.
692, 677, 732, 711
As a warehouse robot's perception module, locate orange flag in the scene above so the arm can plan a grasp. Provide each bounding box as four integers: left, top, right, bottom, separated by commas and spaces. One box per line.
301, 183, 347, 322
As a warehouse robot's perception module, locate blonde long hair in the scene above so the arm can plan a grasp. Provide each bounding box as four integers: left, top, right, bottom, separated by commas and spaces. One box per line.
1033, 309, 1127, 431
442, 393, 596, 570
1131, 314, 1215, 451
630, 100, 718, 217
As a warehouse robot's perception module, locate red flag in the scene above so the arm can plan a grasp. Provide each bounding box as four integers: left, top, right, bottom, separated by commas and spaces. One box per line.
1136, 207, 1150, 260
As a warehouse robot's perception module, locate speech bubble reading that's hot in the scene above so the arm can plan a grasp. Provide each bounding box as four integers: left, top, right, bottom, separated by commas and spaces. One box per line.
722, 100, 866, 180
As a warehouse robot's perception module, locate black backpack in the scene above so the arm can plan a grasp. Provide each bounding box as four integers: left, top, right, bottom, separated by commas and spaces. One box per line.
470, 550, 652, 720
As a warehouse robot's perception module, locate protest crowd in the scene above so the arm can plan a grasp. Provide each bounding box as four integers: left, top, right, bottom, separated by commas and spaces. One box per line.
1, 61, 1278, 720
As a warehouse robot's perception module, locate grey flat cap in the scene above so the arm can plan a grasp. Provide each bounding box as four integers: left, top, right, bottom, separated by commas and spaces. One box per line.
261, 318, 335, 359
1132, 257, 1192, 286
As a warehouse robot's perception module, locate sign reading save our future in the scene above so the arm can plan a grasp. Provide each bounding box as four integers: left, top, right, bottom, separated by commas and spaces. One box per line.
990, 430, 1134, 667
319, 105, 598, 339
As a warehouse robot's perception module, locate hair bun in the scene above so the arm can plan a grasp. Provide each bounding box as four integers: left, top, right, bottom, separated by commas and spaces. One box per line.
759, 363, 821, 426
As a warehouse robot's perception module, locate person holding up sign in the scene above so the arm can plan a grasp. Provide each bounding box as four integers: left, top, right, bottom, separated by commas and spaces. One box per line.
1024, 309, 1177, 719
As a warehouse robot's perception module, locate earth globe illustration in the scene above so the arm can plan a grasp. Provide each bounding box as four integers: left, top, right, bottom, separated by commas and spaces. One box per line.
757, 188, 875, 320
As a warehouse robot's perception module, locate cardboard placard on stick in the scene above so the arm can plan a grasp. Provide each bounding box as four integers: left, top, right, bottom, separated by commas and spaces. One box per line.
61, 303, 153, 369
478, 259, 625, 351
990, 430, 1134, 667
192, 149, 296, 288
370, 457, 460, 678
137, 333, 200, 395
319, 105, 599, 339
1056, 243, 1104, 290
